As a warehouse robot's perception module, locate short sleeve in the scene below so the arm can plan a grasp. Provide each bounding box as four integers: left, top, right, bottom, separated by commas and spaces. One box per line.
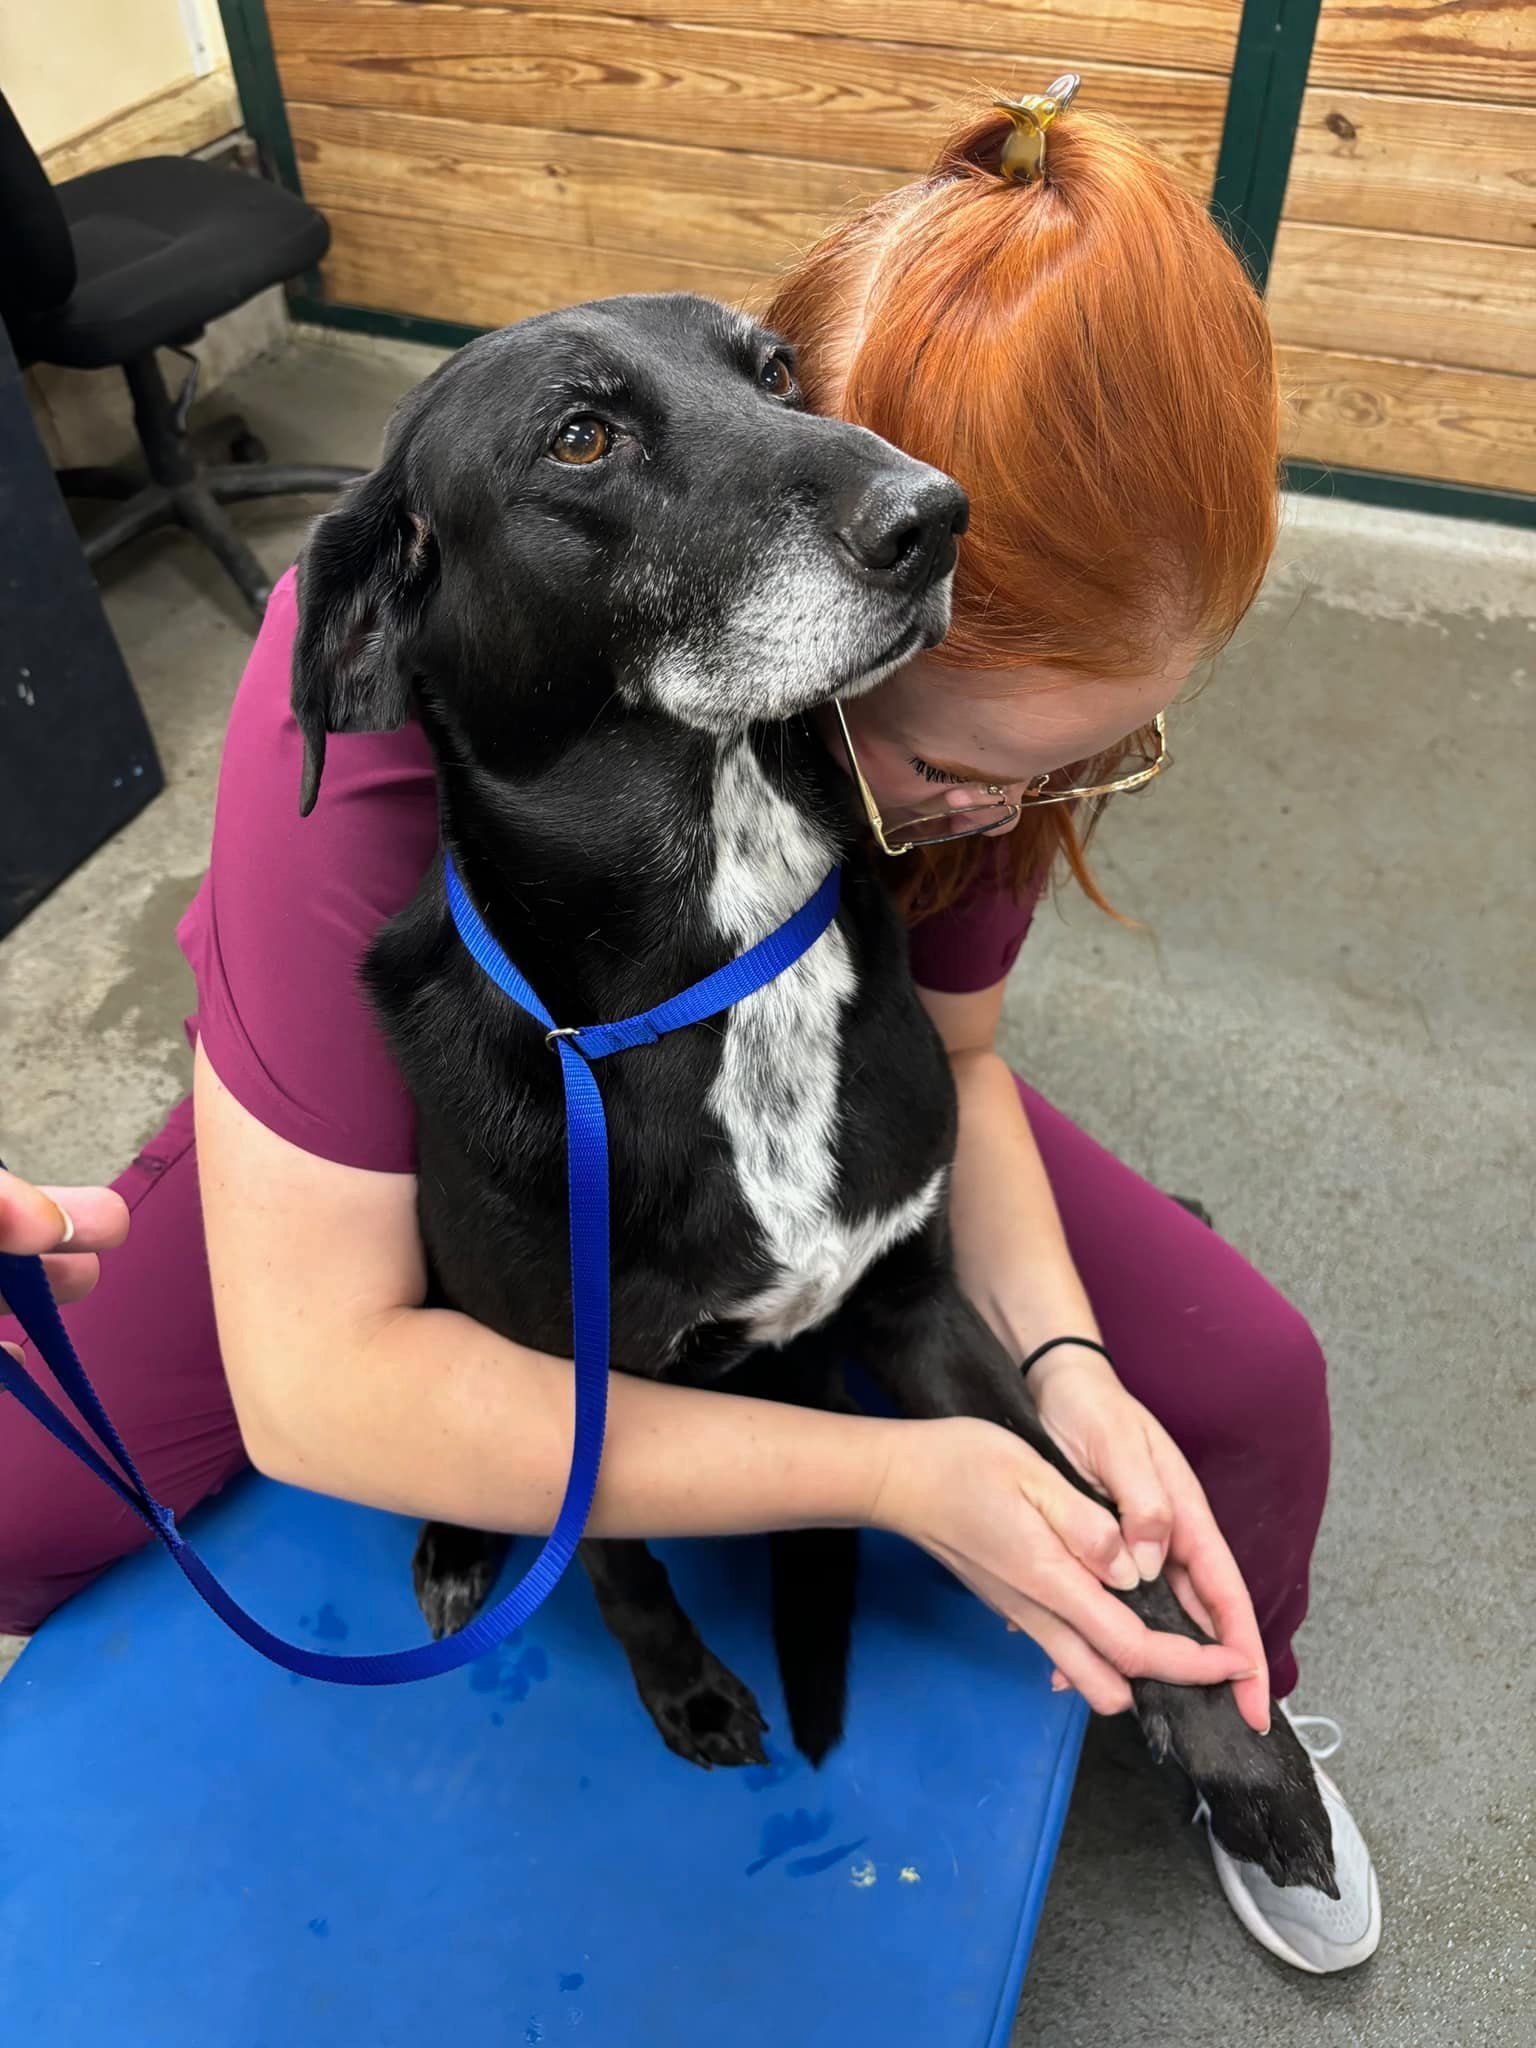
905, 843, 1043, 995
176, 570, 438, 1172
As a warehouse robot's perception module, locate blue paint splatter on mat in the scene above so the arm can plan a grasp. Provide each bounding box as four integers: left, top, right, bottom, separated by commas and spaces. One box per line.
525, 2019, 543, 2044
746, 1807, 832, 1876
467, 1627, 522, 1688
742, 1740, 796, 1793
788, 1837, 870, 1879
559, 1973, 584, 1992
307, 1917, 329, 1938
578, 1775, 591, 1791
311, 1603, 348, 1641
473, 1641, 550, 1707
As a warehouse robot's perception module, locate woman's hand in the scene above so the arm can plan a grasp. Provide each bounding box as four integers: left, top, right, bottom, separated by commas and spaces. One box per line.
0, 1170, 129, 1360
1027, 1344, 1270, 1733
868, 1412, 1261, 1717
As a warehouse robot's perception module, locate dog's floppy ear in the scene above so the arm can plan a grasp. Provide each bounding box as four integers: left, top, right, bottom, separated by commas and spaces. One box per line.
292, 460, 436, 816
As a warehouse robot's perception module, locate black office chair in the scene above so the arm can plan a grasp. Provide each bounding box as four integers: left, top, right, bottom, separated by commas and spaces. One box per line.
0, 88, 362, 616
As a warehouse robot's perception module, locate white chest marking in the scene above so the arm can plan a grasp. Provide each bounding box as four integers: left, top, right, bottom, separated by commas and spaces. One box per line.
705, 742, 943, 1346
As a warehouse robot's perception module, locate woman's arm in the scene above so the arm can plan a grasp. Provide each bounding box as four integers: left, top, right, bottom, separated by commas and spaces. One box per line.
921, 981, 1103, 1361
195, 1039, 1252, 1703
195, 1040, 892, 1539
918, 980, 1270, 1731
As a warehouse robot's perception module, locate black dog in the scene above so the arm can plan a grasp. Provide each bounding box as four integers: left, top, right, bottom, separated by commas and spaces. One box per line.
292, 292, 1334, 1894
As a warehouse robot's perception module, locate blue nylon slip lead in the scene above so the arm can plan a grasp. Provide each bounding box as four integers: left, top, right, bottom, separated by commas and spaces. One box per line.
0, 855, 841, 1685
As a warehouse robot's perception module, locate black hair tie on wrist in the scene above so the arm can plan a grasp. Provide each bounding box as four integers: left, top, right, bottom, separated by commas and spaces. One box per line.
1020, 1335, 1114, 1379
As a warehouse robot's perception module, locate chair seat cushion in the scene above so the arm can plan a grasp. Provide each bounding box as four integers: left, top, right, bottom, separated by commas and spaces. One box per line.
0, 1476, 1085, 2047
14, 156, 328, 369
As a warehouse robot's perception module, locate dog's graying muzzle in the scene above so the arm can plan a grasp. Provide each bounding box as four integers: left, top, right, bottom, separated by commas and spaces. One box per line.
837, 474, 970, 593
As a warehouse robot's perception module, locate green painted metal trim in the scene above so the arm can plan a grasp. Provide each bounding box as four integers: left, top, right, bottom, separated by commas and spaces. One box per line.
1211, 0, 1325, 289
217, 0, 304, 197
218, 0, 324, 297
289, 296, 487, 352
1210, 0, 1281, 260
1284, 461, 1536, 529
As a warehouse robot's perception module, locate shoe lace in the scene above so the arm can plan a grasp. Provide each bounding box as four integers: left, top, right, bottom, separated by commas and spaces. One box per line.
1287, 1712, 1343, 1761
1189, 1710, 1344, 1831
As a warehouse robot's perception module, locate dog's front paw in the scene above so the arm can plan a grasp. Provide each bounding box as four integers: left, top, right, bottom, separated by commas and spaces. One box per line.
412, 1521, 509, 1639
1137, 1680, 1338, 1896
637, 1647, 770, 1770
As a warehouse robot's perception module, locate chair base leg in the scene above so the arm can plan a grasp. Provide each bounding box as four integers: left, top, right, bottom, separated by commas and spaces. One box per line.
82, 486, 177, 565
173, 483, 274, 616
204, 462, 365, 503
58, 352, 362, 620
77, 482, 270, 615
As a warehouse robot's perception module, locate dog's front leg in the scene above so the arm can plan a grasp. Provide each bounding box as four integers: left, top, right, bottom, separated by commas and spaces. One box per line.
413, 1520, 511, 1638
847, 1234, 1338, 1896
580, 1538, 769, 1770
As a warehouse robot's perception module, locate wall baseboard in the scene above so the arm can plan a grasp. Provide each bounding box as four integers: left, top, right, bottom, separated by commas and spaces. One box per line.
40, 68, 242, 183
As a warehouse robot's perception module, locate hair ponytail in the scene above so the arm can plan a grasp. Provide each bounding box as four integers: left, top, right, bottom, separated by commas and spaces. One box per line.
767, 101, 1279, 921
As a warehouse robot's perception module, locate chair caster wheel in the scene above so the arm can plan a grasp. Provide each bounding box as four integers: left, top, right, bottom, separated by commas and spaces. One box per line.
230, 429, 269, 464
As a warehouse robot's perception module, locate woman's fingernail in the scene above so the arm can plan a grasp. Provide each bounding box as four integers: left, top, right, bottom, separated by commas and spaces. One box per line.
1132, 1542, 1163, 1582
1109, 1553, 1139, 1591
1050, 1671, 1071, 1693
53, 1203, 75, 1247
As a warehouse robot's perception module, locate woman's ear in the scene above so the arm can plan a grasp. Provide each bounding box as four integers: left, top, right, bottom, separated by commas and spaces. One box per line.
291, 462, 437, 816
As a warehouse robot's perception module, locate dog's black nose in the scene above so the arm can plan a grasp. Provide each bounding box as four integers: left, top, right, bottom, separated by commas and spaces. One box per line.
838, 473, 970, 589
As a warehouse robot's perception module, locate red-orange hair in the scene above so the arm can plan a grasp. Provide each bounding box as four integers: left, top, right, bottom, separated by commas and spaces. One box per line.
765, 104, 1281, 917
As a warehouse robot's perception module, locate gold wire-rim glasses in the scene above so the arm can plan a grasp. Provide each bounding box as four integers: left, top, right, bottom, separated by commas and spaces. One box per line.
830, 700, 1170, 858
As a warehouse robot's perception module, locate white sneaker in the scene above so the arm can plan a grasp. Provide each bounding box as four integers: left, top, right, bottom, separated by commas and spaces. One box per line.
1201, 1709, 1382, 1974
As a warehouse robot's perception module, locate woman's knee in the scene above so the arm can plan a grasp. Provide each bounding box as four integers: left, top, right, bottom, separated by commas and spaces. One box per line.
1227, 1297, 1329, 1445
0, 1426, 149, 1633
1179, 1288, 1332, 1505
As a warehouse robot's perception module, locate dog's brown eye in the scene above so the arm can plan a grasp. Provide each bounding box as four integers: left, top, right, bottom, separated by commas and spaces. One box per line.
758, 354, 794, 398
551, 416, 610, 465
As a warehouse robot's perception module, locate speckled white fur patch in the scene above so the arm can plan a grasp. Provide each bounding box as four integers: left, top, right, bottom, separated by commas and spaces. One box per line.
706, 740, 942, 1346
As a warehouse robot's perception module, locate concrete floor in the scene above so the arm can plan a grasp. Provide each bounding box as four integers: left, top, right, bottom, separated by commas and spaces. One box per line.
1, 332, 1532, 2043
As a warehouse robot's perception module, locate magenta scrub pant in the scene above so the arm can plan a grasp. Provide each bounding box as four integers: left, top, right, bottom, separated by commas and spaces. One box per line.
0, 1081, 1329, 1695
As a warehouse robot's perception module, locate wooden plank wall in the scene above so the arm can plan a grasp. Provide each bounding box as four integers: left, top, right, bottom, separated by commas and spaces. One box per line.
264, 0, 1534, 499
1269, 0, 1536, 494
264, 0, 1242, 331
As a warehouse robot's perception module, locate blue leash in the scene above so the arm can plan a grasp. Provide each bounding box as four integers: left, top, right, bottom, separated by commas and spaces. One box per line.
0, 855, 841, 1685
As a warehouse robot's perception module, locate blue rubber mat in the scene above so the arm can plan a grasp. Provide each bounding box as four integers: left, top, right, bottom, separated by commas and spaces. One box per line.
0, 1476, 1084, 2047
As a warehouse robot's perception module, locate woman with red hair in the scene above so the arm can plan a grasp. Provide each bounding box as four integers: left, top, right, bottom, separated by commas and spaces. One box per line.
1, 88, 1377, 1974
